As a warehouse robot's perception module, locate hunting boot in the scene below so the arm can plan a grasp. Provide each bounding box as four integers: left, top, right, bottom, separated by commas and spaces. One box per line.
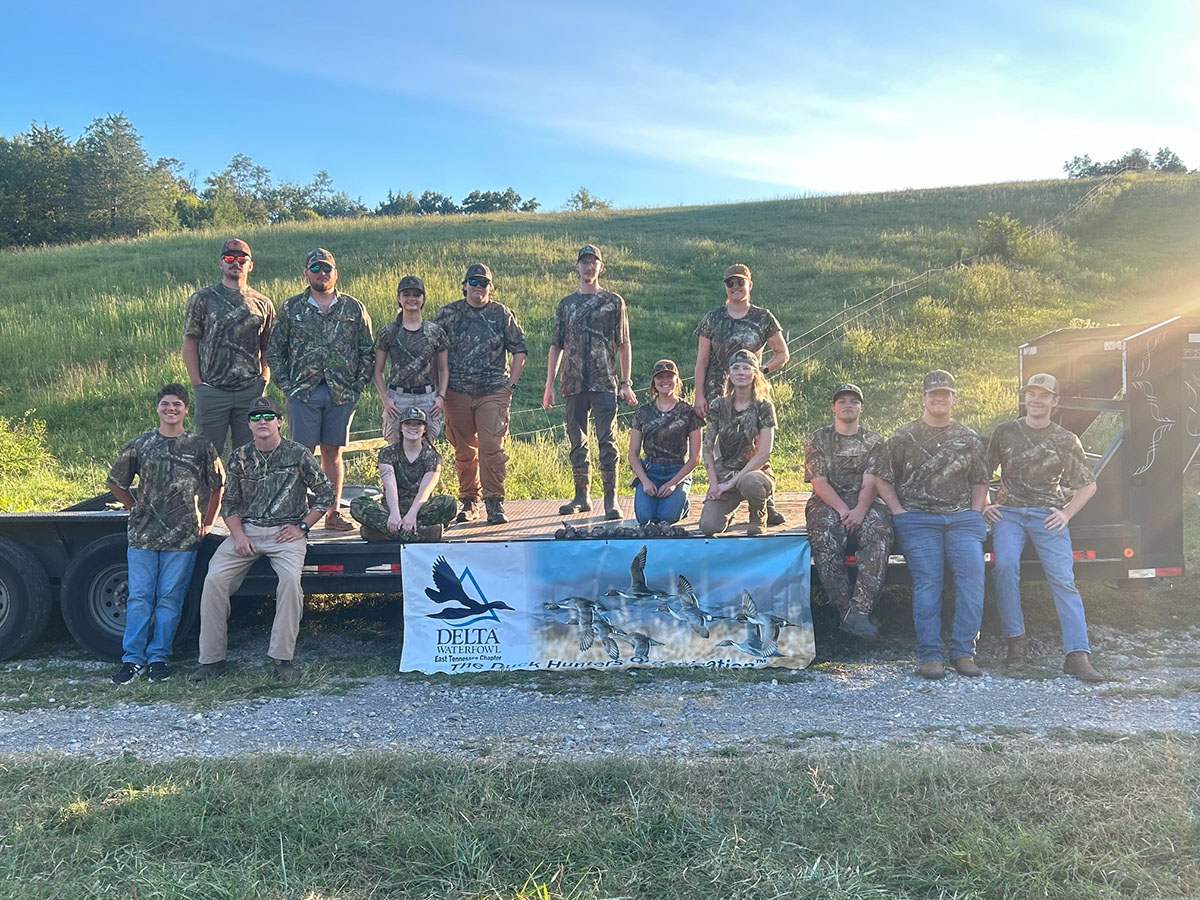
484, 497, 508, 525
765, 496, 786, 527
414, 523, 444, 542
1005, 634, 1028, 669
747, 501, 767, 536
601, 468, 621, 520
1063, 650, 1104, 683
559, 466, 592, 515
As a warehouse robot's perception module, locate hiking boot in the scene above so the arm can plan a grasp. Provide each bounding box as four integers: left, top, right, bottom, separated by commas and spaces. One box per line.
1006, 634, 1028, 669
273, 659, 301, 682
1063, 651, 1104, 683
188, 661, 228, 683
559, 467, 592, 515
146, 662, 171, 683
840, 610, 879, 638
414, 523, 444, 542
917, 660, 945, 680
484, 498, 508, 525
324, 510, 355, 532
110, 662, 143, 685
455, 498, 481, 523
600, 469, 621, 521
953, 656, 983, 677
765, 497, 786, 527
359, 524, 395, 542
747, 501, 766, 536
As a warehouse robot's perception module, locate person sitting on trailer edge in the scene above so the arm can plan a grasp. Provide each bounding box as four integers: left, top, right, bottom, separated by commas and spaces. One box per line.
985, 373, 1103, 682
628, 359, 703, 530
373, 274, 449, 444
351, 406, 456, 542
107, 384, 224, 685
190, 396, 333, 683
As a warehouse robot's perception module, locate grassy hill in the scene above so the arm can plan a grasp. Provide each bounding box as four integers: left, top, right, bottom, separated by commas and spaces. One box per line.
1, 172, 1197, 510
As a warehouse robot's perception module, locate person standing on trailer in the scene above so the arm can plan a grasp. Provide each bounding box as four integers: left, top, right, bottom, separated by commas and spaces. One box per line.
373, 275, 449, 444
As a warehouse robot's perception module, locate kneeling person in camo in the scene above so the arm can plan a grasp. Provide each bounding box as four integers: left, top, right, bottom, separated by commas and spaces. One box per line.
350, 407, 456, 542
107, 384, 224, 685
190, 397, 333, 683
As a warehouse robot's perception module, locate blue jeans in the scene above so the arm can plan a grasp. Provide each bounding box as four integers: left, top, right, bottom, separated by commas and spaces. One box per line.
893, 509, 986, 663
122, 548, 199, 664
633, 461, 691, 525
991, 506, 1090, 654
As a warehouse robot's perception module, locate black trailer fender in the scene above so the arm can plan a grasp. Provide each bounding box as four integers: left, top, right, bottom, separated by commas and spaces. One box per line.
0, 536, 54, 660
60, 535, 202, 661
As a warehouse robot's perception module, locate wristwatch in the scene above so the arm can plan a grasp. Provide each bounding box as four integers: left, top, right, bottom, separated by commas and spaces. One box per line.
760, 365, 770, 374
621, 379, 633, 387
298, 521, 310, 534
506, 379, 518, 389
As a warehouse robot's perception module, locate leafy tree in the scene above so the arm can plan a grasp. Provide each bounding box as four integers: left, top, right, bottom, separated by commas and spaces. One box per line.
0, 123, 75, 245
1153, 147, 1187, 174
1065, 146, 1188, 178
374, 189, 421, 216
460, 187, 528, 214
303, 170, 367, 219
417, 190, 459, 215
70, 114, 165, 238
978, 212, 1031, 260
565, 187, 612, 211
202, 153, 274, 224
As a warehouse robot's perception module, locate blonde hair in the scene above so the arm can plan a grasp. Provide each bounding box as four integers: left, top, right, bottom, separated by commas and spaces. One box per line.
723, 366, 771, 402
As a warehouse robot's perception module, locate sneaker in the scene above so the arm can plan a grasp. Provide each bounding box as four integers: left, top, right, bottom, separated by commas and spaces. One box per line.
325, 510, 355, 532
146, 661, 171, 683
188, 661, 228, 683
917, 660, 945, 680
455, 498, 481, 523
273, 659, 301, 682
484, 498, 508, 525
766, 507, 787, 527
110, 662, 144, 685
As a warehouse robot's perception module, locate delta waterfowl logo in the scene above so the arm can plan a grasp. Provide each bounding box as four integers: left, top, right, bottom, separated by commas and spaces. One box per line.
424, 555, 514, 626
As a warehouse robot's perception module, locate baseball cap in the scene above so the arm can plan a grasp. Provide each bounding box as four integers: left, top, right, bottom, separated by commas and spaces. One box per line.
1021, 373, 1059, 395
306, 248, 336, 268
728, 348, 761, 369
651, 359, 679, 376
832, 383, 864, 403
221, 239, 251, 257
923, 370, 957, 393
397, 275, 425, 294
464, 263, 492, 282
577, 244, 603, 261
724, 263, 751, 280
399, 406, 428, 424
247, 396, 283, 418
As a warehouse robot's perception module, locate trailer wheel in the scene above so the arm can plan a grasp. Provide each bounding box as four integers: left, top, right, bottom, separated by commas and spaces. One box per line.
60, 535, 201, 661
0, 537, 53, 660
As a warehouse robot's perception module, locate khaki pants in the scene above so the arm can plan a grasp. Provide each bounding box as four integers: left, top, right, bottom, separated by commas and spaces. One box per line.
699, 471, 774, 536
197, 523, 308, 663
442, 387, 511, 500
382, 388, 443, 444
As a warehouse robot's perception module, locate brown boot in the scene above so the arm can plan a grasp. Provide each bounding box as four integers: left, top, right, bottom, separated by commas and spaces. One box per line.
1006, 634, 1028, 669
325, 509, 355, 531
917, 660, 945, 680
414, 523, 444, 542
952, 656, 982, 677
747, 501, 766, 536
559, 467, 592, 515
601, 469, 621, 521
359, 524, 395, 542
1063, 651, 1104, 683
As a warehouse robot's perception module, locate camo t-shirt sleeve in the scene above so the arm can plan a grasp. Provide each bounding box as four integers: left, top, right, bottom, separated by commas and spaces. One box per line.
992, 419, 1096, 508
880, 420, 987, 513
633, 401, 703, 463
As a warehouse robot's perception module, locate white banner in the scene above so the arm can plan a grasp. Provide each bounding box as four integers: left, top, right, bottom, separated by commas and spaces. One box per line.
400, 537, 812, 673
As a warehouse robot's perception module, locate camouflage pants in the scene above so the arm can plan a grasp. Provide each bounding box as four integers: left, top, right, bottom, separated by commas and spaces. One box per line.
349, 493, 457, 532
806, 500, 893, 616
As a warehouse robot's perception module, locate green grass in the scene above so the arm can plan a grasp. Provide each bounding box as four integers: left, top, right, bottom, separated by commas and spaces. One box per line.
1, 742, 1197, 898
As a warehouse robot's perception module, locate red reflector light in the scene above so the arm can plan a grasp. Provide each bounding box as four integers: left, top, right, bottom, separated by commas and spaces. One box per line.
1122, 548, 1135, 558
316, 564, 344, 574
844, 555, 857, 565
1073, 550, 1097, 561
389, 563, 403, 572
1155, 567, 1183, 577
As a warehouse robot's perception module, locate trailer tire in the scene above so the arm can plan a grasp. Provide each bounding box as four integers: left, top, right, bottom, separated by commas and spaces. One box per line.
60, 535, 202, 661
0, 537, 53, 660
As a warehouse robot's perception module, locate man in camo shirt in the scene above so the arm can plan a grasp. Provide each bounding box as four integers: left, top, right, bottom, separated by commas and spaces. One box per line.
804, 384, 893, 639
182, 238, 274, 456
434, 264, 528, 526
106, 384, 224, 685
986, 373, 1102, 682
190, 397, 333, 683
542, 245, 636, 520
875, 370, 990, 680
267, 248, 374, 532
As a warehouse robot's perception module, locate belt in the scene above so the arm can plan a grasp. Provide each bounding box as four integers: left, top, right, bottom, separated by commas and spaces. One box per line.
644, 457, 683, 467
393, 384, 436, 395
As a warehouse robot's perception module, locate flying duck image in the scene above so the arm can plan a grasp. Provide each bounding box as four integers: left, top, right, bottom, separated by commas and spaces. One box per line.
732, 590, 798, 645
715, 621, 783, 659
615, 630, 665, 663
604, 545, 669, 602
655, 576, 726, 638
424, 556, 515, 621
576, 617, 626, 659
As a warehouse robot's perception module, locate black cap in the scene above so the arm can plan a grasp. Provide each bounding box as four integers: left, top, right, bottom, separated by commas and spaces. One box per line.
832, 383, 864, 402
464, 263, 492, 282
727, 348, 761, 370
396, 275, 425, 294
247, 396, 283, 418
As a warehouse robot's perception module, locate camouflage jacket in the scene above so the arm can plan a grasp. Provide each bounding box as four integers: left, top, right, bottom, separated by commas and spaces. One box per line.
551, 289, 630, 396
183, 283, 275, 390
705, 396, 776, 481
875, 419, 989, 513
631, 400, 703, 464
434, 299, 527, 396
804, 425, 887, 509
695, 305, 781, 400
107, 430, 224, 551
374, 317, 449, 391
267, 290, 374, 404
222, 438, 334, 527
379, 443, 442, 508
988, 418, 1096, 509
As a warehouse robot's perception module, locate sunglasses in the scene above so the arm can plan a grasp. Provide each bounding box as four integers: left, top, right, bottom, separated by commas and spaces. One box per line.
222, 254, 250, 263
308, 263, 334, 274
724, 276, 747, 288
466, 277, 491, 288
248, 412, 278, 422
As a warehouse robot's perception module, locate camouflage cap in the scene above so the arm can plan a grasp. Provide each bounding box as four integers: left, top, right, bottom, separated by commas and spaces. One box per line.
724, 263, 751, 280
306, 248, 336, 268
923, 370, 957, 393
728, 348, 761, 370
221, 238, 251, 257
464, 263, 492, 282
832, 383, 864, 403
651, 359, 679, 376
577, 244, 603, 261
399, 406, 428, 425
1021, 372, 1059, 395
396, 275, 425, 294
247, 396, 284, 418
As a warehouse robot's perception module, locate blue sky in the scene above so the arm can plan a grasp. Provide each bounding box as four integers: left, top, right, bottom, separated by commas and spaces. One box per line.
7, 0, 1197, 209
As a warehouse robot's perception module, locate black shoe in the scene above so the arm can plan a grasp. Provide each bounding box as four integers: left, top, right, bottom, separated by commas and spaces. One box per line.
484, 498, 508, 525
188, 661, 228, 683
146, 661, 172, 683
766, 507, 786, 527
273, 659, 301, 682
455, 498, 481, 523
111, 662, 144, 685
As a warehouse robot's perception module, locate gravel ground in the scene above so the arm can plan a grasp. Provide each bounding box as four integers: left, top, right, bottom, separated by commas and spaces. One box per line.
3, 619, 1198, 762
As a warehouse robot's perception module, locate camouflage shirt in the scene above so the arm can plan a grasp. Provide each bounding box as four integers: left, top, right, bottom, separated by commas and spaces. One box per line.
221, 438, 334, 527
107, 430, 224, 551
631, 400, 704, 464
183, 283, 275, 390
695, 305, 782, 400
875, 419, 989, 514
804, 425, 887, 509
267, 290, 375, 405
550, 289, 630, 396
379, 443, 442, 508
374, 317, 449, 391
988, 418, 1096, 509
434, 299, 528, 396
705, 396, 776, 481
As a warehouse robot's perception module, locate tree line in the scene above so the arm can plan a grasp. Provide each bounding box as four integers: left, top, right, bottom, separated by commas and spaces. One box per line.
0, 115, 613, 250
1063, 146, 1190, 179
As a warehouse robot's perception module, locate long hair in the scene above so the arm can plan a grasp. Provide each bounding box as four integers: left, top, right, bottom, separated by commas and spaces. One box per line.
723, 368, 771, 402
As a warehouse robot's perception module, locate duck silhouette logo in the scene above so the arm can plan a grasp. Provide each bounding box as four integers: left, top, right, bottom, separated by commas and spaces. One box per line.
424, 555, 515, 626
